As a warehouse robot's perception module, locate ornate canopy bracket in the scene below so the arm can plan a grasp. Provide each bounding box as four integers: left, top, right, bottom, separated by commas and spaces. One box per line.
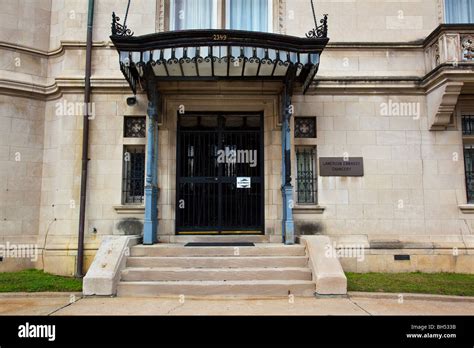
111, 12, 134, 37
306, 14, 328, 39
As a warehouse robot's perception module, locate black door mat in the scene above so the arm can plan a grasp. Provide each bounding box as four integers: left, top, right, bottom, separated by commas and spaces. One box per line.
184, 242, 255, 247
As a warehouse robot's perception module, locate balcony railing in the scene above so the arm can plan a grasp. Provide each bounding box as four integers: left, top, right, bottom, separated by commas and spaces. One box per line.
424, 24, 474, 72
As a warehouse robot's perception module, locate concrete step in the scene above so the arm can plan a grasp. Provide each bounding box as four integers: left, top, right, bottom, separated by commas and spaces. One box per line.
117, 280, 316, 297
121, 267, 312, 281
126, 256, 308, 268
130, 244, 306, 257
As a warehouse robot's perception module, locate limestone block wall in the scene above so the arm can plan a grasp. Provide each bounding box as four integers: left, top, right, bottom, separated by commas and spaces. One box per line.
37, 92, 150, 275
285, 0, 441, 42
292, 93, 471, 237
0, 0, 52, 52
318, 49, 427, 78
0, 95, 45, 270
49, 0, 157, 50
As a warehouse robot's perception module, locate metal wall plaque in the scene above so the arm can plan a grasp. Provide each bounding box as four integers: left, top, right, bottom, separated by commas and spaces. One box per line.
319, 157, 364, 177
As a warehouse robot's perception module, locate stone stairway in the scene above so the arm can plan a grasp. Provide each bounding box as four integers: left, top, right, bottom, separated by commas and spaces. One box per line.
116, 244, 316, 297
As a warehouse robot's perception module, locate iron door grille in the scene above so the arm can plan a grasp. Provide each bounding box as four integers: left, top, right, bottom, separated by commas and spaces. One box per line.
176, 113, 264, 234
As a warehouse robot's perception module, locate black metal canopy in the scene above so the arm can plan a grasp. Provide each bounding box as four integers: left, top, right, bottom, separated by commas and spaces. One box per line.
110, 15, 329, 95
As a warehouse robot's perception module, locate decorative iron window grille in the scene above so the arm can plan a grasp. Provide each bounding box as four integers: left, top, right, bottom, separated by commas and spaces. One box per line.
462, 115, 474, 135
296, 147, 317, 204
124, 116, 146, 138
464, 144, 474, 204
122, 145, 145, 204
295, 117, 316, 138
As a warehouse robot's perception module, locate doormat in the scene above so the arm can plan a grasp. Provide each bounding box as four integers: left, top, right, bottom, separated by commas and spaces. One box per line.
184, 242, 255, 247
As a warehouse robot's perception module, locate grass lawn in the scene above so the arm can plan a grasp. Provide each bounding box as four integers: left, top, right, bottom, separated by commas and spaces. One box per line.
0, 269, 82, 292
346, 272, 474, 297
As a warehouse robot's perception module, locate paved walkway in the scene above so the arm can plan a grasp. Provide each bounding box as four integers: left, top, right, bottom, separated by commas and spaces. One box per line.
1, 292, 473, 315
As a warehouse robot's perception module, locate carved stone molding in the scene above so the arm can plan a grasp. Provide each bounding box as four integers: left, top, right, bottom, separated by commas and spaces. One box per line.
425, 41, 440, 71
278, 0, 286, 35
437, 0, 444, 24
156, 0, 165, 33
427, 79, 464, 130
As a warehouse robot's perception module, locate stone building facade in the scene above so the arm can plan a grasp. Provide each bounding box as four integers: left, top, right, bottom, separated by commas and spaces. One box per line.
1, 0, 474, 276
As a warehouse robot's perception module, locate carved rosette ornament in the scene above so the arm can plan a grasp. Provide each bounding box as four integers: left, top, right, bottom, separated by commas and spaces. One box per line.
461, 35, 474, 61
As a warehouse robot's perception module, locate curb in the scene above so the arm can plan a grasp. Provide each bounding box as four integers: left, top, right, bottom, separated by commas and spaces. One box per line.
348, 291, 474, 303
0, 292, 83, 299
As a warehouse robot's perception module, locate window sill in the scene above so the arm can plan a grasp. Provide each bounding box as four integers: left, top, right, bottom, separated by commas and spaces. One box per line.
292, 205, 325, 214
459, 204, 474, 214
113, 205, 145, 214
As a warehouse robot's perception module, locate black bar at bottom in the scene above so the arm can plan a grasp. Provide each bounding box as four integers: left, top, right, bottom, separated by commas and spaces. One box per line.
0, 316, 472, 346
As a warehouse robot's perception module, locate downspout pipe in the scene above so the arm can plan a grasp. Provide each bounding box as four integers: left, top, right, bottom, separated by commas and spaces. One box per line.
76, 0, 95, 278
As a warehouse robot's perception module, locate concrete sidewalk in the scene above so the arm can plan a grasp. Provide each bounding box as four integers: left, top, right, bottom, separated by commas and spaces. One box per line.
0, 292, 474, 315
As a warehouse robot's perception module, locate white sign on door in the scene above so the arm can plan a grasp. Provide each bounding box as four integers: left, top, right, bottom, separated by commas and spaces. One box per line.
236, 177, 251, 189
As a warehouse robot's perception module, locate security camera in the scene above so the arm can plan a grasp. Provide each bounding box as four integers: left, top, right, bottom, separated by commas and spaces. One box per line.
127, 96, 137, 106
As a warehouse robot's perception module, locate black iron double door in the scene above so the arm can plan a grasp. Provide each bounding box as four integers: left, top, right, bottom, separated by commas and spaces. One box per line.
176, 113, 264, 234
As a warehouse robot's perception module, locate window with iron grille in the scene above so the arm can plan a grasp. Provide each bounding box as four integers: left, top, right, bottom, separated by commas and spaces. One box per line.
296, 147, 317, 204
124, 116, 146, 138
122, 145, 145, 204
462, 115, 474, 135
464, 144, 474, 203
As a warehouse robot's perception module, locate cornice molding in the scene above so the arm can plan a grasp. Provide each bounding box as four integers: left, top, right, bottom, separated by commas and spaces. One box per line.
0, 77, 130, 100
0, 41, 112, 58
2, 66, 474, 100
326, 42, 423, 50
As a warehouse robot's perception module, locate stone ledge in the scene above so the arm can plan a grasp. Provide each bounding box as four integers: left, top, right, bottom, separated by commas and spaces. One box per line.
293, 205, 325, 214
113, 205, 145, 214
299, 235, 347, 296
330, 234, 473, 249
459, 204, 474, 214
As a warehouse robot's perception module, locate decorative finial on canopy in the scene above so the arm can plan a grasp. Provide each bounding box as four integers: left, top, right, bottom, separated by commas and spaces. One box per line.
111, 0, 134, 37
306, 0, 328, 39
